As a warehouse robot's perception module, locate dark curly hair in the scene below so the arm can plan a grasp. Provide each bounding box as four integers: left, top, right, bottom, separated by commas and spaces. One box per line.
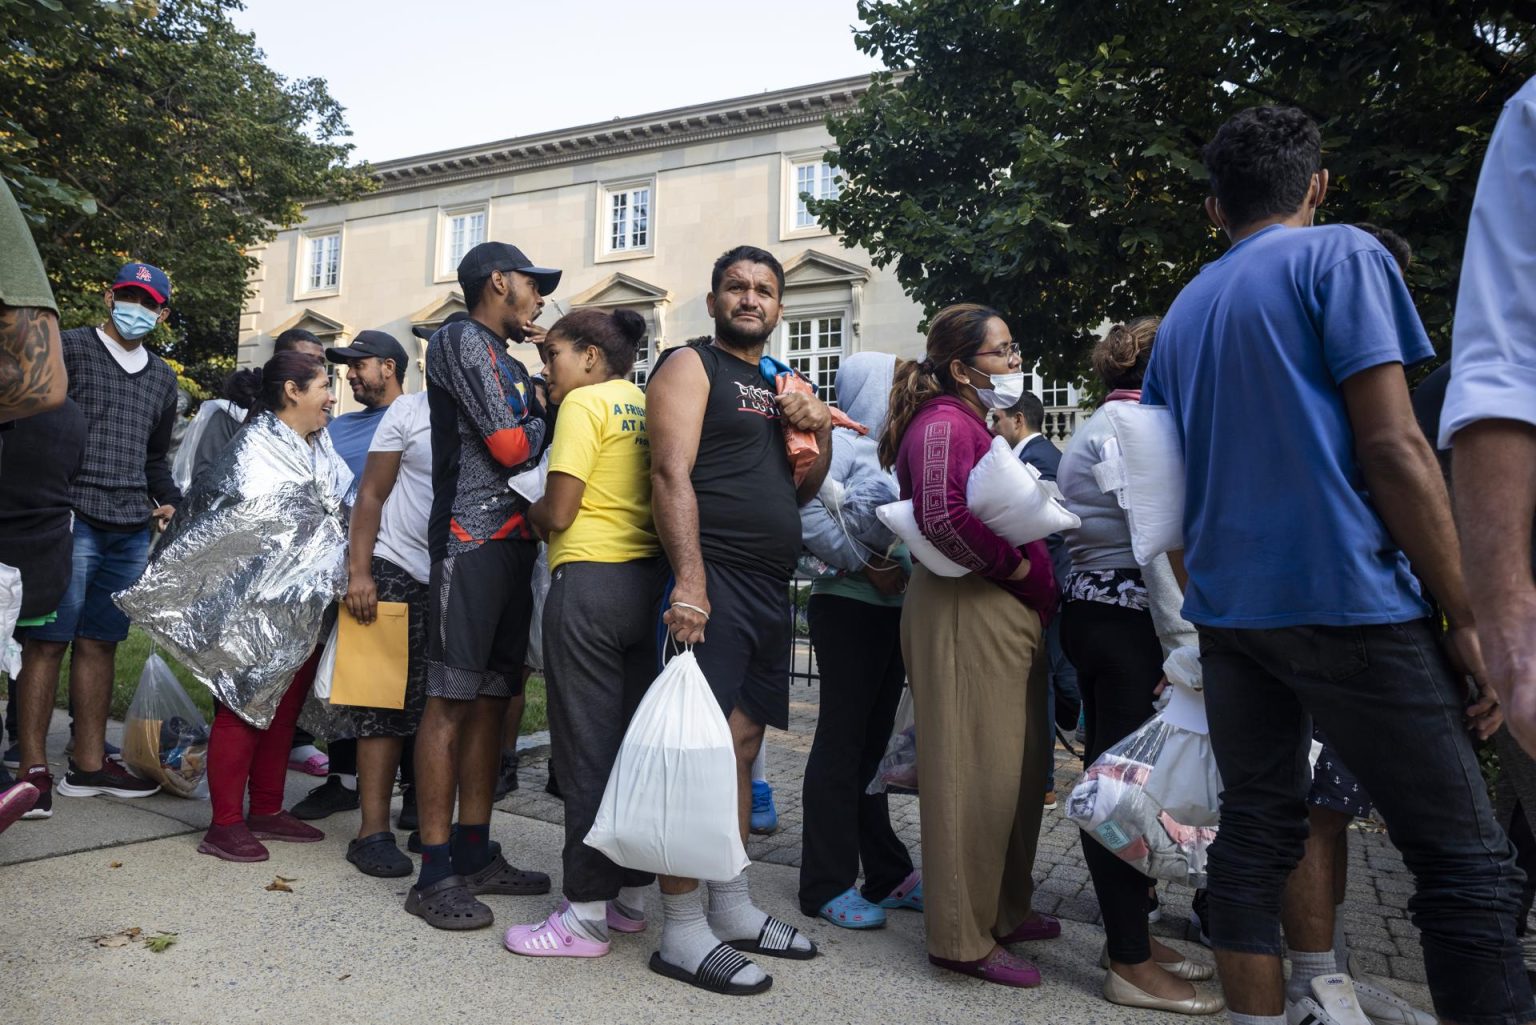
1202, 106, 1322, 229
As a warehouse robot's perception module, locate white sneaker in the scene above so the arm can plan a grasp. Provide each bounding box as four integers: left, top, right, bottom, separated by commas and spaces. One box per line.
1345, 955, 1437, 1025
1286, 974, 1373, 1025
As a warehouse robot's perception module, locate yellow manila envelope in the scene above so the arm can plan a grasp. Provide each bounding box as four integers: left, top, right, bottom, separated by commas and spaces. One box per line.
331, 602, 409, 709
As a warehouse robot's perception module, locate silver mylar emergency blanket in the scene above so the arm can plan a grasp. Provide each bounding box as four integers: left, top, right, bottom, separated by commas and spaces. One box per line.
115, 412, 352, 729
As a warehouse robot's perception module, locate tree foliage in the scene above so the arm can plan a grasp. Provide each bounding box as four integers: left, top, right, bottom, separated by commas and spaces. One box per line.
0, 0, 372, 385
817, 0, 1535, 380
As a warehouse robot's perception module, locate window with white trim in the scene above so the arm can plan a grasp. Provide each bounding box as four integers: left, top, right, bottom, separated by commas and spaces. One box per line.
791, 158, 839, 230
442, 208, 486, 276
602, 182, 652, 255
1022, 372, 1071, 408
785, 314, 845, 406
302, 231, 340, 293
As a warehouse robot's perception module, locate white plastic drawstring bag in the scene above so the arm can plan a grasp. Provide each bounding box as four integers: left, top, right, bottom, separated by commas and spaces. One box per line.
584, 647, 750, 881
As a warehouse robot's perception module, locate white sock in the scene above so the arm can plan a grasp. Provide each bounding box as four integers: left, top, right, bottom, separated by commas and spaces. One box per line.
1332, 914, 1350, 973
750, 744, 767, 784
338, 773, 358, 791
289, 744, 323, 761
706, 873, 813, 953
561, 900, 608, 943
1286, 948, 1338, 1004
615, 885, 648, 921
660, 890, 765, 985
1228, 1014, 1285, 1025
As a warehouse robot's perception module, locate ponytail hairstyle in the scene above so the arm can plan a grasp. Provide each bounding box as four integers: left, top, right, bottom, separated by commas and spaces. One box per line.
245, 352, 326, 422
221, 367, 263, 410
547, 308, 647, 377
878, 303, 1003, 469
1090, 316, 1161, 392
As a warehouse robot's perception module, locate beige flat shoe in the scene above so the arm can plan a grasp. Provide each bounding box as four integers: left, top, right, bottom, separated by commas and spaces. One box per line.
1099, 942, 1216, 981
1103, 968, 1226, 1015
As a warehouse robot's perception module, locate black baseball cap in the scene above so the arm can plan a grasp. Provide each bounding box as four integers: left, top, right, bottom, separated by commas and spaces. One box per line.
325, 330, 410, 371
411, 311, 469, 342
457, 241, 561, 297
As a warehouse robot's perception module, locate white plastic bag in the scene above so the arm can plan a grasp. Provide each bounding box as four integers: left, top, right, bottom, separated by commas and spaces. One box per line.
0, 562, 21, 677
1065, 650, 1221, 886
1093, 402, 1185, 566
866, 686, 917, 794
967, 435, 1081, 545
509, 449, 550, 503
584, 649, 750, 881
313, 620, 338, 700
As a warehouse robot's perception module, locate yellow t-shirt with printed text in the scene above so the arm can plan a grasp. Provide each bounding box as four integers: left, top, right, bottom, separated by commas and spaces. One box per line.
546, 378, 658, 570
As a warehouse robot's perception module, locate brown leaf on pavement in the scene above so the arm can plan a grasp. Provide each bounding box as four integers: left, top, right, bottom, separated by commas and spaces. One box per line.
109, 861, 123, 869
338, 974, 351, 981
265, 877, 293, 893
93, 927, 143, 948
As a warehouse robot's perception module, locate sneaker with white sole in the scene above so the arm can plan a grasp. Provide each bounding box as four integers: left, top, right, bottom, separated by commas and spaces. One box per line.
56, 759, 159, 798
1345, 955, 1436, 1025
1287, 974, 1373, 1025
18, 765, 53, 819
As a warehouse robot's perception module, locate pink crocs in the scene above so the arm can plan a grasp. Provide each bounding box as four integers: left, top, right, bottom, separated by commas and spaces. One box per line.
504, 911, 610, 958
558, 897, 646, 934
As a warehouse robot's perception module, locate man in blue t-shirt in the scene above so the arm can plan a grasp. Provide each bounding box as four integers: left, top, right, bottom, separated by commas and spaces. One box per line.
1144, 106, 1531, 1025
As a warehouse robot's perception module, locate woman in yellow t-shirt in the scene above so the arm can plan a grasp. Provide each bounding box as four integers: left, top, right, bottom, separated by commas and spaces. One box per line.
505, 308, 665, 961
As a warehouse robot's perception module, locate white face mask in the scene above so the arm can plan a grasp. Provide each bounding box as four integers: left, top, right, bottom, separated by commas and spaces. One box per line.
971, 370, 1025, 410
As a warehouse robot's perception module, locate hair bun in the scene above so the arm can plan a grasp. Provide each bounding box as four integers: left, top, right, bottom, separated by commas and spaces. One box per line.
611, 309, 647, 348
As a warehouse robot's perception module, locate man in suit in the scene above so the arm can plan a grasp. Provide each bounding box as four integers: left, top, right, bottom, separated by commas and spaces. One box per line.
992, 391, 1078, 806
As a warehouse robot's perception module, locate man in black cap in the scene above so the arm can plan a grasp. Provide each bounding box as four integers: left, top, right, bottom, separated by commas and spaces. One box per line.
406, 241, 558, 929
288, 329, 411, 823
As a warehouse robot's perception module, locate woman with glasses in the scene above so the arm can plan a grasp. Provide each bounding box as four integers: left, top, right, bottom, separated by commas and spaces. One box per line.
877, 304, 1060, 988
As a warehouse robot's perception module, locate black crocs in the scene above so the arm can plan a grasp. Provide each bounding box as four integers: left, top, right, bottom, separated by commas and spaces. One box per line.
463, 852, 551, 896
346, 831, 411, 878
403, 875, 493, 930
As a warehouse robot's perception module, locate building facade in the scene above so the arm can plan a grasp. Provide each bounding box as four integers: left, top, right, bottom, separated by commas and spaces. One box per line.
240, 75, 1080, 430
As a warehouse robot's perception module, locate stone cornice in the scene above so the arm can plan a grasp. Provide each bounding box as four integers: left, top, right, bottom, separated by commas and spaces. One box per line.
361, 75, 875, 196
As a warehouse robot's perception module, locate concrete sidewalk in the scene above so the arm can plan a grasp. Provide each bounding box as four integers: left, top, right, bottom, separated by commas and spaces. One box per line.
3, 700, 1438, 1025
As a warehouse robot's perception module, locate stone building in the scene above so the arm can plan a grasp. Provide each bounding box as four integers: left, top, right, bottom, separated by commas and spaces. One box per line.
239, 74, 1080, 433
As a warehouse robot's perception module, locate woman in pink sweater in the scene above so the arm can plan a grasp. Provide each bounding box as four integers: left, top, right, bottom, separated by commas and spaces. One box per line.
878, 303, 1060, 988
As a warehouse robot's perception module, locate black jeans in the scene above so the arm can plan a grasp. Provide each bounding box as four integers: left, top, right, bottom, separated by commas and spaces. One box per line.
1200, 620, 1534, 1025
1060, 598, 1161, 964
799, 594, 914, 914
544, 559, 661, 902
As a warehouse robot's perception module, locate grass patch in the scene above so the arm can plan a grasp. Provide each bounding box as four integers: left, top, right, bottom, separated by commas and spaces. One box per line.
40, 626, 548, 736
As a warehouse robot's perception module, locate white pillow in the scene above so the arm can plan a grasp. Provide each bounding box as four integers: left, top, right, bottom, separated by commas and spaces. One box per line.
968, 435, 1081, 545
874, 500, 969, 577
1095, 402, 1185, 565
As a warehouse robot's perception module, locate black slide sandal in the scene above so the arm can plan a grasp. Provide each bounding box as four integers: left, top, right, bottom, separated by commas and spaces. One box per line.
725, 916, 818, 960
648, 946, 772, 996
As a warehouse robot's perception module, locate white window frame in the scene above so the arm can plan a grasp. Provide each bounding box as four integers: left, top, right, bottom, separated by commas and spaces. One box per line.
436, 204, 489, 282
296, 227, 343, 298
596, 177, 656, 263
779, 306, 849, 407
780, 152, 840, 240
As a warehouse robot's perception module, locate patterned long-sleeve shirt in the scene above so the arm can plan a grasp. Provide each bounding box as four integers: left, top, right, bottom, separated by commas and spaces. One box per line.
425, 316, 548, 561
895, 395, 1057, 617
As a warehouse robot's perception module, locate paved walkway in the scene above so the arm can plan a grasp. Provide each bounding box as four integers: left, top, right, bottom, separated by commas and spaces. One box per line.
4, 682, 1438, 1024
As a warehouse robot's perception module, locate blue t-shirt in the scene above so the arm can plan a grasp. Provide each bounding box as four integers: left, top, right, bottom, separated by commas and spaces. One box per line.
325, 404, 390, 480
1142, 223, 1434, 629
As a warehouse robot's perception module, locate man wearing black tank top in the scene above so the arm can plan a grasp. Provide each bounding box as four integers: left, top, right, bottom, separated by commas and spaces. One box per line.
644, 246, 830, 994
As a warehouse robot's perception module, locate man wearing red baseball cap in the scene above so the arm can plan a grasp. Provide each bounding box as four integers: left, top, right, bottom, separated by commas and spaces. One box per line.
10, 260, 183, 814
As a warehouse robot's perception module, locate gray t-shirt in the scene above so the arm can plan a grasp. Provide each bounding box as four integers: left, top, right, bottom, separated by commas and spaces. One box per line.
0, 178, 56, 313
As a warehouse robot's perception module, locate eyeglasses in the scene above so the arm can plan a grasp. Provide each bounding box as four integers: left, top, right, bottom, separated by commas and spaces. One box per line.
974, 342, 1021, 359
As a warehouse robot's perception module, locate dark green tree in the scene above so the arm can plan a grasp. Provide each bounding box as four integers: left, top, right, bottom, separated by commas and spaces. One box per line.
1, 0, 372, 392
817, 1, 1534, 380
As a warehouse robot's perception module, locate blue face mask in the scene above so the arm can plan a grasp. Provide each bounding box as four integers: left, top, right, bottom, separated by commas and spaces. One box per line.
111, 302, 160, 341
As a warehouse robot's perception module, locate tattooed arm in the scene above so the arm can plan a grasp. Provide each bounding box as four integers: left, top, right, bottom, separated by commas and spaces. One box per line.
0, 303, 66, 422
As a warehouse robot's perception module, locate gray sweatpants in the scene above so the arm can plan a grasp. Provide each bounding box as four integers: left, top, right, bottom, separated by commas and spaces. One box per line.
544, 557, 666, 902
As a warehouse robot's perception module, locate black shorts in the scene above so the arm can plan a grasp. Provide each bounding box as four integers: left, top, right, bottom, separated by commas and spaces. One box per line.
427, 540, 537, 701
661, 561, 792, 730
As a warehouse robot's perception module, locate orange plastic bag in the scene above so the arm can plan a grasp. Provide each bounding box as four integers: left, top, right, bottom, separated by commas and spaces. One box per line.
770, 371, 869, 486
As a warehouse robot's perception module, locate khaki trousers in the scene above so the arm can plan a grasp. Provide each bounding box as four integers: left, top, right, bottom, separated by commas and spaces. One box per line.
901, 565, 1049, 962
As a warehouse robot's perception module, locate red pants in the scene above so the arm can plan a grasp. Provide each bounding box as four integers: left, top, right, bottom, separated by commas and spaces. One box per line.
207, 650, 318, 827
